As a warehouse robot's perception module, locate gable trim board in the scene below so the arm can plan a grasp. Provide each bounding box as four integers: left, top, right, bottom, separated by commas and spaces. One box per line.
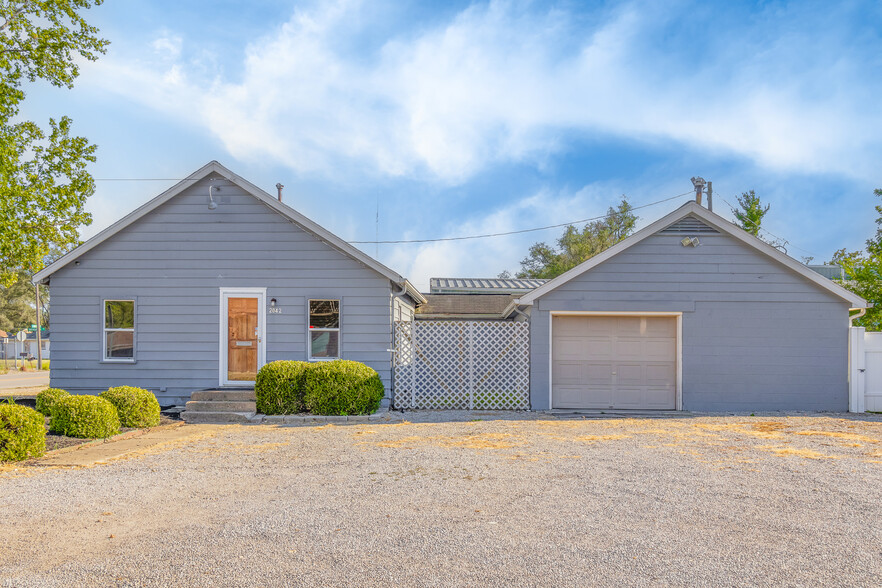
34, 160, 426, 305
512, 201, 866, 311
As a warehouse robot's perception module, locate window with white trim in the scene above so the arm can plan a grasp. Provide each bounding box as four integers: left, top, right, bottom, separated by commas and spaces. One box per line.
104, 300, 135, 360
309, 299, 339, 359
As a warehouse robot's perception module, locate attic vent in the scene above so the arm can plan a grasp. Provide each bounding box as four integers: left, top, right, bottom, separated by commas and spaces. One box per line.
659, 216, 719, 235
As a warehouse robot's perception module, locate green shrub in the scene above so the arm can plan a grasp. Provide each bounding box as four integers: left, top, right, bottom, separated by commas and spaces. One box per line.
99, 386, 160, 428
256, 361, 310, 415
0, 402, 46, 462
50, 395, 120, 439
35, 388, 70, 416
302, 360, 385, 416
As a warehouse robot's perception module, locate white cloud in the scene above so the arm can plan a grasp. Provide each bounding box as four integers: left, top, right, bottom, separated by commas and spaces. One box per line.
151, 33, 182, 60
85, 0, 881, 183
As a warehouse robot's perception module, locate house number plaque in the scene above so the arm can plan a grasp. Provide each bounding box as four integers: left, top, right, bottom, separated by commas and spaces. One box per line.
268, 307, 283, 314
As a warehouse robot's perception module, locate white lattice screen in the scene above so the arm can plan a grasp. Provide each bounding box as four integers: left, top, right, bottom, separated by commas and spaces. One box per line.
393, 321, 530, 410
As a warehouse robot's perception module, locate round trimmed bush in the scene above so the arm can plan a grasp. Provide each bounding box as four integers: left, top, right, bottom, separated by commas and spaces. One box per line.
256, 361, 310, 415
100, 386, 160, 428
302, 360, 385, 416
0, 403, 46, 462
50, 395, 120, 439
35, 388, 70, 416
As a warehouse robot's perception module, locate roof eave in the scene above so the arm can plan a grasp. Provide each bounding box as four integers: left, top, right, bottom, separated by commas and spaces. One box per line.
33, 161, 419, 293
517, 201, 868, 309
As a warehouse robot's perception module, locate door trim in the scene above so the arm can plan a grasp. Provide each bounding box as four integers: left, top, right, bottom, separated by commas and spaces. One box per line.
548, 311, 682, 411
219, 287, 267, 387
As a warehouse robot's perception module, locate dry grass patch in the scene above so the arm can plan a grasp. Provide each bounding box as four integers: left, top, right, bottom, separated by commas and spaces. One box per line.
794, 430, 880, 444
573, 434, 632, 442
757, 445, 840, 460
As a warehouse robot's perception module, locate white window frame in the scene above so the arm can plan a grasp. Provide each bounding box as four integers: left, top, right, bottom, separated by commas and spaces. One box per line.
308, 299, 341, 361
103, 299, 136, 363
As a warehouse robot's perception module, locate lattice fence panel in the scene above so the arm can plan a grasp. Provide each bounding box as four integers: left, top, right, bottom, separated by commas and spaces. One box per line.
393, 320, 530, 410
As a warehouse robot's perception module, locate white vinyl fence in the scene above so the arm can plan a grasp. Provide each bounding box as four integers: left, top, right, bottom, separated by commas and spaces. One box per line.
850, 327, 882, 412
393, 321, 530, 410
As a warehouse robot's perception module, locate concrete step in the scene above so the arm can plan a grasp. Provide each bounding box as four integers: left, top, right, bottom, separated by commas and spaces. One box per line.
182, 410, 255, 424
190, 389, 256, 402
185, 400, 257, 413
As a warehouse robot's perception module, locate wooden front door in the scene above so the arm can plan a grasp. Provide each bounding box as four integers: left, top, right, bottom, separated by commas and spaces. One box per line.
227, 296, 260, 383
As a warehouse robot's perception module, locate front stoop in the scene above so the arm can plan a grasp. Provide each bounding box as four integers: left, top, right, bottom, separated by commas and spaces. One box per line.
182, 389, 256, 424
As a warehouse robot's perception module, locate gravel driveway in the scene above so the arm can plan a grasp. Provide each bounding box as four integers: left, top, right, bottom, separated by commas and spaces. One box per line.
1, 414, 881, 587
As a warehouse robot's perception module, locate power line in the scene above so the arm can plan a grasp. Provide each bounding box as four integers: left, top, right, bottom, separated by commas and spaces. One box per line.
349, 191, 694, 244
93, 178, 199, 181
720, 197, 815, 257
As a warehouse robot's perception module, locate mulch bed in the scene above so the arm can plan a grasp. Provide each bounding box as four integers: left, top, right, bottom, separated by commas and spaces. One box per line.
41, 415, 180, 452
12, 399, 180, 453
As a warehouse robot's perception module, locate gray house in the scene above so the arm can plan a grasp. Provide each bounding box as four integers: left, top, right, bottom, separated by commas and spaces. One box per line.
504, 201, 867, 412
34, 161, 424, 406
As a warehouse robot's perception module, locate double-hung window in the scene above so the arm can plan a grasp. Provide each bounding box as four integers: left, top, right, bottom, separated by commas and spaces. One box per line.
309, 300, 339, 359
104, 300, 135, 361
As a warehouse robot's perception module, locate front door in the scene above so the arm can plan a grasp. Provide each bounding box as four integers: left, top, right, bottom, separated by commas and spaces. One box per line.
221, 289, 265, 386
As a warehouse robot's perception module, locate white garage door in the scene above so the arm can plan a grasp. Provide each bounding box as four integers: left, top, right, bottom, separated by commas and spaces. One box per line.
552, 315, 677, 410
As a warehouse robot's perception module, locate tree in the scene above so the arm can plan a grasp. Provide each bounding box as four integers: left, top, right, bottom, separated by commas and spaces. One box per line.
831, 188, 882, 330
516, 198, 637, 279
731, 190, 769, 236
0, 269, 47, 332
0, 1, 107, 285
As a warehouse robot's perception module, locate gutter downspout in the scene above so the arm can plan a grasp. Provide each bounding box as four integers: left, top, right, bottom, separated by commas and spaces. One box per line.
849, 307, 868, 327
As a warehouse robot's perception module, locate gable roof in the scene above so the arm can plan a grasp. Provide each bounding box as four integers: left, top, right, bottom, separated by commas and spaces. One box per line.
33, 161, 426, 304
512, 201, 867, 309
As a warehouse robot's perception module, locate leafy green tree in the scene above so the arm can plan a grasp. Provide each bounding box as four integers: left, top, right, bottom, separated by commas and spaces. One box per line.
831, 188, 882, 330
516, 198, 637, 279
0, 270, 48, 332
0, 1, 107, 284
731, 190, 769, 236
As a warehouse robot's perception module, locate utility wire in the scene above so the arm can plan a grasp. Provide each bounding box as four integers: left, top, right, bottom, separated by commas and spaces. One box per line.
349, 191, 694, 244
719, 197, 815, 257
93, 178, 199, 181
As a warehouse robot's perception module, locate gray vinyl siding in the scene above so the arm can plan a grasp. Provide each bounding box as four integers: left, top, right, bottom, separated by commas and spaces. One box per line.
530, 231, 850, 411
393, 296, 416, 322
48, 177, 396, 405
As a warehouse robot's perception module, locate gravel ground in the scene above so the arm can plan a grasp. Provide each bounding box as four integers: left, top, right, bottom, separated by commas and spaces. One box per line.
1, 413, 881, 587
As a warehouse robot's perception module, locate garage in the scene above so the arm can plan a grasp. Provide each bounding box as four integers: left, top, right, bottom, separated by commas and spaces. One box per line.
551, 314, 678, 410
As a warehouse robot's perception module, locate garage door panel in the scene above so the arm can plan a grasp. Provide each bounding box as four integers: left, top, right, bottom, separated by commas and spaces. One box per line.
611, 387, 643, 409
644, 317, 676, 337
585, 362, 614, 385
615, 363, 644, 386
552, 361, 583, 385
646, 363, 675, 386
584, 339, 614, 359
552, 315, 677, 410
614, 338, 644, 359
645, 339, 676, 359
554, 385, 611, 409
642, 386, 677, 409
554, 337, 587, 360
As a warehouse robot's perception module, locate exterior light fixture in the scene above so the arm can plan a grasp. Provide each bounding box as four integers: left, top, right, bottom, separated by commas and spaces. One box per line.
270, 298, 277, 307
680, 237, 700, 247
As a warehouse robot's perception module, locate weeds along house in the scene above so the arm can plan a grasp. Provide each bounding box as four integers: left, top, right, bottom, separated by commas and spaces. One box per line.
33, 161, 424, 406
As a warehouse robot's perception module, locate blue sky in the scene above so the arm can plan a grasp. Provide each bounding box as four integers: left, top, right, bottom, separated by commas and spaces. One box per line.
20, 0, 882, 290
